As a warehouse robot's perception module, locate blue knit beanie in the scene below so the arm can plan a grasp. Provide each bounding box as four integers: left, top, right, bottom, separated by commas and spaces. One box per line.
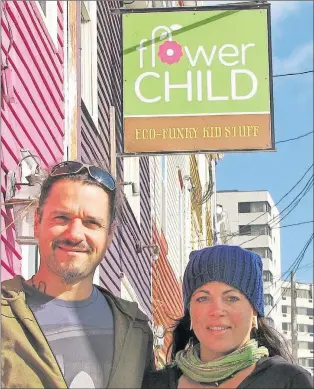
182, 245, 264, 317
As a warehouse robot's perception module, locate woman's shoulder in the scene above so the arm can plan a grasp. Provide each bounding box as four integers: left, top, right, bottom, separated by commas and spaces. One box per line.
253, 356, 313, 388
142, 363, 181, 389
260, 355, 310, 373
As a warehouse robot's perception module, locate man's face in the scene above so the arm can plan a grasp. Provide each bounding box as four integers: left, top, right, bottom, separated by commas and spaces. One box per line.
35, 180, 113, 284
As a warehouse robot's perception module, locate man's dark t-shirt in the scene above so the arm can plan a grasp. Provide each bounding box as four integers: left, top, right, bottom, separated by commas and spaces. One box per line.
24, 282, 114, 388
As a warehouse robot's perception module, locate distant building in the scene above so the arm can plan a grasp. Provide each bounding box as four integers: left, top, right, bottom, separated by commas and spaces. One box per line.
281, 281, 314, 375
216, 190, 282, 332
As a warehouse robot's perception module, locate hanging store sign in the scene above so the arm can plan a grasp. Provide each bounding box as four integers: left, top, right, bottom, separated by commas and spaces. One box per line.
122, 3, 274, 154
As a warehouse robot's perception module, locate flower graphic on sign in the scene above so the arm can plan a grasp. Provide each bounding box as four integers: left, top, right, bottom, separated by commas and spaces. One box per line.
158, 41, 183, 65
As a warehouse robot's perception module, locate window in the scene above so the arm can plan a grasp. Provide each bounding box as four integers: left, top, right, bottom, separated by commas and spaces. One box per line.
297, 324, 314, 333
282, 305, 291, 314
298, 324, 306, 333
120, 274, 146, 315
161, 156, 167, 235
238, 201, 271, 214
282, 288, 291, 298
299, 342, 314, 350
37, 0, 46, 15
123, 157, 140, 224
264, 294, 274, 307
238, 225, 251, 235
307, 308, 314, 316
35, 1, 58, 46
81, 0, 98, 125
282, 322, 291, 331
178, 186, 184, 279
21, 246, 40, 280
298, 358, 314, 368
285, 288, 313, 299
239, 224, 271, 237
238, 202, 250, 213
263, 271, 273, 283
298, 307, 308, 316
247, 247, 273, 260
297, 289, 312, 299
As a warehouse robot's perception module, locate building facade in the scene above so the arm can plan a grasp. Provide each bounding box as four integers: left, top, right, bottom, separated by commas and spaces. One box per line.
1, 0, 154, 320
217, 190, 282, 331
149, 152, 218, 363
1, 0, 65, 280
79, 0, 153, 318
281, 281, 314, 375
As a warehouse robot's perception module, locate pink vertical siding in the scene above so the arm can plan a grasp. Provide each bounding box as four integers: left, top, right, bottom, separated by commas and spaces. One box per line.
1, 0, 65, 280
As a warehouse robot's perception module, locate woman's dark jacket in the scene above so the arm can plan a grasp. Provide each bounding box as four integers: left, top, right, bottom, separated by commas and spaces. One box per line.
142, 356, 313, 388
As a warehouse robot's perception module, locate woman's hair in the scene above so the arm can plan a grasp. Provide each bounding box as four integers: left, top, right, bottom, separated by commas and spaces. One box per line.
167, 311, 294, 364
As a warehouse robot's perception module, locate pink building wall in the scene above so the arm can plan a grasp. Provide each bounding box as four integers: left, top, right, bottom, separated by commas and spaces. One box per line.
1, 0, 65, 280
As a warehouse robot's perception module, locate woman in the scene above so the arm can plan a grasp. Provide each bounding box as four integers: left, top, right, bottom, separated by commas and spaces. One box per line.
143, 245, 313, 388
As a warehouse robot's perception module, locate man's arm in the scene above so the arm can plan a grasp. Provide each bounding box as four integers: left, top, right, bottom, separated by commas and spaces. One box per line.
145, 327, 156, 372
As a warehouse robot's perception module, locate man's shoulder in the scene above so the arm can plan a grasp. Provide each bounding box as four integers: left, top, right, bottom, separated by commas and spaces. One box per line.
1, 276, 24, 299
96, 285, 150, 323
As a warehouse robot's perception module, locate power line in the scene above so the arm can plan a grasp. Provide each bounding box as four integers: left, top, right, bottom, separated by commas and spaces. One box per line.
266, 234, 314, 318
296, 262, 314, 272
268, 176, 313, 228
195, 220, 314, 245
276, 131, 314, 144
273, 69, 314, 78
224, 164, 313, 243
242, 220, 312, 233
265, 240, 314, 292
238, 177, 313, 247
263, 241, 314, 294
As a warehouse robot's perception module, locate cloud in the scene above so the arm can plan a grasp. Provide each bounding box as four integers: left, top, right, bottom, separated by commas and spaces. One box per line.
269, 1, 301, 24
273, 42, 313, 74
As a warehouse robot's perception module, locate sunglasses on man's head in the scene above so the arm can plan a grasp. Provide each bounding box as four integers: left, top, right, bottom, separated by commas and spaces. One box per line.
50, 161, 116, 192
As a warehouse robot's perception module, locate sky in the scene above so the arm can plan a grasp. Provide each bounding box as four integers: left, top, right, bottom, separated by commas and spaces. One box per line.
204, 1, 314, 284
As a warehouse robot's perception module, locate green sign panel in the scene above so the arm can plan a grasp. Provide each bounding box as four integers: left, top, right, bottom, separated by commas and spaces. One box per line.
122, 5, 274, 154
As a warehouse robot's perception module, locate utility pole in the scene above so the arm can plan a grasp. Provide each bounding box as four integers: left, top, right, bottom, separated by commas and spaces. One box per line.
291, 271, 298, 362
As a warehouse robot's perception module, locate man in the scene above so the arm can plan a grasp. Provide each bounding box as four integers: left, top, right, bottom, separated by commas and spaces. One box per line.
2, 161, 154, 389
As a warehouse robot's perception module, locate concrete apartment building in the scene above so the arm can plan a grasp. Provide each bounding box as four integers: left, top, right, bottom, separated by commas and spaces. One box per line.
216, 190, 282, 331
281, 281, 314, 375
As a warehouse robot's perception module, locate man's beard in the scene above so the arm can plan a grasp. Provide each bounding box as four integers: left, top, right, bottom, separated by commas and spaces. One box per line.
47, 254, 97, 284
47, 240, 97, 284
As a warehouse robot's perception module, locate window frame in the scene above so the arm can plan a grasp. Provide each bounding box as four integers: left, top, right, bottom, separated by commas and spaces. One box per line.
264, 293, 274, 307
81, 0, 98, 128
161, 156, 167, 235
120, 274, 146, 315
282, 305, 291, 314
35, 0, 58, 48
263, 270, 273, 283
123, 157, 141, 224
239, 224, 271, 237
282, 322, 292, 331
21, 245, 40, 280
238, 201, 271, 214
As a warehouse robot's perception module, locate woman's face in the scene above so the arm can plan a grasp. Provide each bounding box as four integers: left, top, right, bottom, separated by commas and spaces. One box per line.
189, 281, 257, 362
